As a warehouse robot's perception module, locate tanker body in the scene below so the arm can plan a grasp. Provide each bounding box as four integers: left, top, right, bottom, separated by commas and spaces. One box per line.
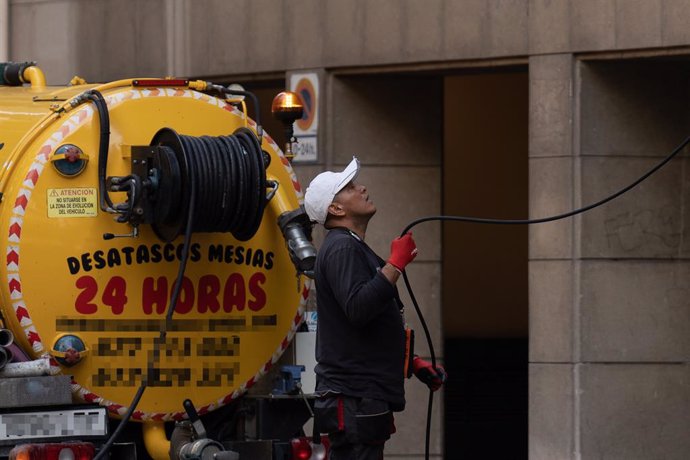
0, 62, 320, 460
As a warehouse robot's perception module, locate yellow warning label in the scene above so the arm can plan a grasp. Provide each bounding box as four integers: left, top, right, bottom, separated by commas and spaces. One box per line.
47, 188, 98, 218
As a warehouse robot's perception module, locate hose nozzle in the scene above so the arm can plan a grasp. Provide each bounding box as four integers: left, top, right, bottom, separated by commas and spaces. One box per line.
278, 207, 316, 278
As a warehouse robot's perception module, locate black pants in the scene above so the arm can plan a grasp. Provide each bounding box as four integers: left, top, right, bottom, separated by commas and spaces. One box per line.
314, 395, 394, 460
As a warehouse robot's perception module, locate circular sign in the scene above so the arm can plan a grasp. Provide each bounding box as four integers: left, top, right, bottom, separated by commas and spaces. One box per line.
294, 78, 316, 132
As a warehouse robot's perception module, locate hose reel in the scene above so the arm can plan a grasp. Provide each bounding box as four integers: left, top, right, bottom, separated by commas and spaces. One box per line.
88, 87, 315, 276
119, 127, 273, 242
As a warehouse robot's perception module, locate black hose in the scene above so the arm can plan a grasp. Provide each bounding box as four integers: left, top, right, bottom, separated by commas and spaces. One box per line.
93, 385, 146, 460
403, 136, 690, 234
87, 90, 114, 213
401, 268, 435, 460
219, 88, 263, 140
92, 107, 200, 460
401, 134, 690, 460
172, 128, 266, 241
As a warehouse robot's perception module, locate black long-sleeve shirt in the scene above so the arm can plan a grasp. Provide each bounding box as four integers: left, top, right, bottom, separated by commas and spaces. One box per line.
314, 227, 406, 411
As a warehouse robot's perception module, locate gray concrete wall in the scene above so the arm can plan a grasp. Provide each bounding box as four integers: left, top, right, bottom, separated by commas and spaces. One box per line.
10, 0, 690, 84
529, 54, 690, 459
529, 53, 578, 460
10, 0, 170, 85
576, 58, 690, 459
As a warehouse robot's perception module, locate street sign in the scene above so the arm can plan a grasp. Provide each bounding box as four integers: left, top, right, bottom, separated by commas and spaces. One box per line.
289, 73, 319, 162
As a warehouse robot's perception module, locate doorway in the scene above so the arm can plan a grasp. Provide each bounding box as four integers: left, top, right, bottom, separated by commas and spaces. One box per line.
442, 70, 529, 458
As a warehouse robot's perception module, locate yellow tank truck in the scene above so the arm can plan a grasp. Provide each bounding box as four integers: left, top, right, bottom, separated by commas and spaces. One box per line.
0, 62, 323, 460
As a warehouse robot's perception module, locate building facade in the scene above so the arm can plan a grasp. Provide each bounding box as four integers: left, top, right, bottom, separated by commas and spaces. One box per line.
5, 0, 690, 458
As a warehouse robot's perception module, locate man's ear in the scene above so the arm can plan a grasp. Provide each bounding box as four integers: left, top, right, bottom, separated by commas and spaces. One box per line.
328, 202, 345, 217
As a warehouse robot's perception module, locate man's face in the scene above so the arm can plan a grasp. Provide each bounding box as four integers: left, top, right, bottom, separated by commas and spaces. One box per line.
332, 181, 376, 219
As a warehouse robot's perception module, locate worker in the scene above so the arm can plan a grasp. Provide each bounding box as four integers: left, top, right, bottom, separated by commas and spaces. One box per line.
304, 157, 446, 459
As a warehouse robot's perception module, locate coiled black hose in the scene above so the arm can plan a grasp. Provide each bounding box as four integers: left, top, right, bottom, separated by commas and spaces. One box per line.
153, 126, 267, 242
89, 86, 267, 243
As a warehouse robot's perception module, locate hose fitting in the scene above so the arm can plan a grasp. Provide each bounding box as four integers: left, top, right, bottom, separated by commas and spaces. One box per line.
278, 207, 316, 277
188, 80, 211, 91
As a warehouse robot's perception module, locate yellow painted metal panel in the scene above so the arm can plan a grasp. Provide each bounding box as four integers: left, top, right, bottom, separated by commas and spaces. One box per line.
0, 83, 306, 420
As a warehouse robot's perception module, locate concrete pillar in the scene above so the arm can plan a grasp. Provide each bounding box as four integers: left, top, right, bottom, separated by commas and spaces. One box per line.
10, 0, 80, 84
166, 0, 190, 78
576, 57, 690, 459
529, 53, 690, 459
10, 0, 170, 84
528, 53, 576, 460
0, 0, 8, 62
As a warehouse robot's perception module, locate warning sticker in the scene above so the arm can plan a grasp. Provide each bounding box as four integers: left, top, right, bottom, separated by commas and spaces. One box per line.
47, 188, 98, 218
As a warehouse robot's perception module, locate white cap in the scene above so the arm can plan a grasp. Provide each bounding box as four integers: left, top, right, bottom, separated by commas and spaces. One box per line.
304, 157, 360, 224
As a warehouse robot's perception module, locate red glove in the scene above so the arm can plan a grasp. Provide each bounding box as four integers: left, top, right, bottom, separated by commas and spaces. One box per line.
387, 233, 418, 271
412, 356, 447, 392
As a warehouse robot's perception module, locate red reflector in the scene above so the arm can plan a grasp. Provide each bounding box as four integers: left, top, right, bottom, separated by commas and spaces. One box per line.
290, 437, 312, 460
9, 443, 95, 460
132, 79, 188, 87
